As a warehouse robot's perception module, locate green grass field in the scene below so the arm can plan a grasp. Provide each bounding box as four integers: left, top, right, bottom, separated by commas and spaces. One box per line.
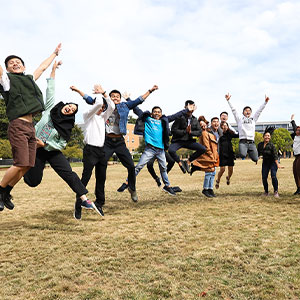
1, 159, 300, 300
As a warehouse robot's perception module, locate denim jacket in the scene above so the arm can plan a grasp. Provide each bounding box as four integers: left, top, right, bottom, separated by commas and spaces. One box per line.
114, 96, 144, 135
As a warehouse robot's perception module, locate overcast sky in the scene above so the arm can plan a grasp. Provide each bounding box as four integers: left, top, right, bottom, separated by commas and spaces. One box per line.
1, 0, 300, 124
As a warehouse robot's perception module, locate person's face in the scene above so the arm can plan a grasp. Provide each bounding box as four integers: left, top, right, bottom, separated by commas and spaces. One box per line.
96, 104, 106, 115
6, 58, 25, 74
221, 122, 228, 132
200, 120, 207, 130
61, 104, 77, 115
220, 113, 228, 122
211, 119, 219, 130
110, 93, 121, 105
296, 127, 300, 136
243, 108, 252, 118
152, 108, 162, 120
263, 132, 271, 143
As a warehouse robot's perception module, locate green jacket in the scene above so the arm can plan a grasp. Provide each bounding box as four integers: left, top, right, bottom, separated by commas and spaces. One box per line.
35, 78, 67, 151
0, 73, 45, 121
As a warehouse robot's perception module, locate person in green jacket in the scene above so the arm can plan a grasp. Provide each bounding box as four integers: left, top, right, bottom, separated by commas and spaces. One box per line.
23, 61, 97, 219
0, 43, 61, 212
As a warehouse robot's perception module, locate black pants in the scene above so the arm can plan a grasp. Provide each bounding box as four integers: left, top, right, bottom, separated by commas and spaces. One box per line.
24, 148, 88, 196
261, 161, 278, 193
103, 136, 136, 191
79, 144, 107, 206
147, 151, 175, 180
168, 140, 206, 163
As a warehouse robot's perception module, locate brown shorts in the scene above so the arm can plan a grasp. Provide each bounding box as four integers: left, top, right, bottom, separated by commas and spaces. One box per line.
8, 119, 36, 167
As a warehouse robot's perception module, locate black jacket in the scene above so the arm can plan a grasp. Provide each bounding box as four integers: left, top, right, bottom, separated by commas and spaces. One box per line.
133, 106, 189, 150
171, 115, 202, 142
218, 131, 239, 161
257, 141, 278, 164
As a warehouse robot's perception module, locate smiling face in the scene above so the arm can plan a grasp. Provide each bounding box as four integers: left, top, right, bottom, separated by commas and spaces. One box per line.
211, 118, 219, 130
110, 92, 121, 105
151, 108, 162, 120
220, 113, 228, 122
61, 104, 77, 115
200, 120, 207, 130
6, 58, 25, 74
221, 122, 228, 133
243, 108, 252, 118
263, 132, 271, 143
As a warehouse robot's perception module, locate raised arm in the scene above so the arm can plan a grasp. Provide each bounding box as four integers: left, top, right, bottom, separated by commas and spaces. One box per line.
0, 65, 3, 78
225, 93, 240, 124
70, 85, 95, 105
253, 95, 269, 121
33, 43, 61, 81
291, 114, 297, 133
141, 85, 158, 100
50, 60, 62, 79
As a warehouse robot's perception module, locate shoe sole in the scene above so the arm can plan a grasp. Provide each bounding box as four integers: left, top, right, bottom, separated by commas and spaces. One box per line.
73, 212, 82, 220
162, 189, 176, 196
92, 202, 104, 217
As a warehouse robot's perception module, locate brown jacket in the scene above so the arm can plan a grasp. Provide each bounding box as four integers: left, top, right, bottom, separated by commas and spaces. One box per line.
193, 130, 219, 172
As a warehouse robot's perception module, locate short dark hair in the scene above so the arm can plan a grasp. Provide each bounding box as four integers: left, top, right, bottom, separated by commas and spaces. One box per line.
152, 106, 162, 113
185, 100, 194, 106
211, 117, 219, 123
5, 55, 25, 68
109, 90, 121, 97
243, 106, 252, 112
220, 111, 228, 117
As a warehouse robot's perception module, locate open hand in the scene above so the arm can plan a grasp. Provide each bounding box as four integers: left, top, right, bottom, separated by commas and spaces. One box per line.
54, 43, 62, 56
265, 95, 270, 102
225, 93, 231, 101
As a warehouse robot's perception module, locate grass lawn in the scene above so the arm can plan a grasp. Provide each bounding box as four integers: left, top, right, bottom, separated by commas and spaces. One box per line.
0, 158, 300, 300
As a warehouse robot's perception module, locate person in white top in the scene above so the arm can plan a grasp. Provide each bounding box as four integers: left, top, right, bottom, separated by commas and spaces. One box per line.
290, 114, 300, 195
70, 84, 115, 218
225, 93, 270, 163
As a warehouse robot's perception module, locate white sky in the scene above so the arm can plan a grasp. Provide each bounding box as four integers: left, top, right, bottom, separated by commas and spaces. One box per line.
1, 0, 300, 124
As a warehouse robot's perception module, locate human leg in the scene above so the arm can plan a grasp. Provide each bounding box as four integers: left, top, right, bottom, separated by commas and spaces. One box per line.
165, 151, 175, 173
146, 156, 158, 180
261, 162, 270, 194
156, 149, 170, 186
270, 162, 278, 194
216, 166, 225, 188
248, 143, 259, 163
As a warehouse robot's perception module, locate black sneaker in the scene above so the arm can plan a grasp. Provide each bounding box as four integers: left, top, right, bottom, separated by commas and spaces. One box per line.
172, 186, 182, 193
128, 188, 138, 202
208, 189, 216, 197
92, 201, 105, 217
182, 160, 191, 174
117, 182, 128, 192
0, 193, 4, 211
202, 189, 213, 198
155, 177, 162, 187
163, 185, 176, 196
74, 198, 82, 220
294, 188, 300, 195
3, 194, 14, 210
179, 161, 186, 174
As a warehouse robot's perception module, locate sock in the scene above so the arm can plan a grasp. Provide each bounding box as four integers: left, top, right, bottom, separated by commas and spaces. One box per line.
5, 185, 13, 195
0, 186, 5, 193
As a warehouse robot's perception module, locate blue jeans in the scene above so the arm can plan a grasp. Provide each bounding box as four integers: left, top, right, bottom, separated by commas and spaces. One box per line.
135, 145, 170, 186
203, 169, 216, 189
239, 140, 258, 162
262, 161, 278, 193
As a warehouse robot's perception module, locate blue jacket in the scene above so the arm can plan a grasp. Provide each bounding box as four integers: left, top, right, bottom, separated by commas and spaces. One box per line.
132, 106, 189, 150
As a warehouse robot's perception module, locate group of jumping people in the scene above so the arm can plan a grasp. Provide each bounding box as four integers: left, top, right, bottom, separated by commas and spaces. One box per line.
0, 44, 299, 220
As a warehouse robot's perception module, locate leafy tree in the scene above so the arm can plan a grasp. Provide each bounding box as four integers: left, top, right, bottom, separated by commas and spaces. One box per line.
62, 145, 83, 160
271, 128, 293, 152
0, 139, 12, 158
0, 99, 9, 139
254, 131, 263, 146
137, 138, 145, 153
128, 115, 137, 124
232, 138, 239, 155
67, 124, 84, 149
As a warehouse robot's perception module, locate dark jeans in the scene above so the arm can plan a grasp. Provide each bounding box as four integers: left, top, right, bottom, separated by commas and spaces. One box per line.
261, 161, 278, 193
293, 155, 300, 188
168, 140, 206, 163
80, 144, 106, 206
104, 136, 136, 191
24, 148, 88, 196
147, 151, 175, 180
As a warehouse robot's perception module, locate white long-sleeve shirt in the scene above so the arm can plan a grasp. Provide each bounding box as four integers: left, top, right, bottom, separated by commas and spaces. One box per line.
293, 136, 300, 155
228, 100, 267, 141
83, 96, 115, 147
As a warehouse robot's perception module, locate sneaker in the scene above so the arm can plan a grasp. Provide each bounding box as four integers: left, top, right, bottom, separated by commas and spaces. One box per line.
3, 194, 14, 210
182, 160, 191, 174
208, 189, 216, 197
74, 198, 82, 220
172, 186, 182, 193
294, 188, 300, 195
128, 188, 138, 202
202, 189, 213, 198
263, 192, 269, 196
274, 191, 280, 198
92, 201, 105, 217
81, 199, 94, 210
179, 161, 186, 174
155, 177, 162, 187
0, 197, 4, 211
163, 185, 176, 196
117, 182, 128, 192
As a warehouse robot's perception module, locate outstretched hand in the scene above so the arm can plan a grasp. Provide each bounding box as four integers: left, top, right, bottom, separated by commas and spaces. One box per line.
93, 84, 105, 94
265, 95, 270, 102
70, 86, 79, 92
52, 60, 62, 70
225, 93, 231, 101
150, 85, 158, 92
291, 114, 295, 121
122, 91, 131, 100
54, 43, 62, 56
187, 103, 196, 112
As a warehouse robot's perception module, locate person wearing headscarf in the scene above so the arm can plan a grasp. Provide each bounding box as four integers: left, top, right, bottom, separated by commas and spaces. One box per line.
257, 126, 283, 197
24, 61, 95, 218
